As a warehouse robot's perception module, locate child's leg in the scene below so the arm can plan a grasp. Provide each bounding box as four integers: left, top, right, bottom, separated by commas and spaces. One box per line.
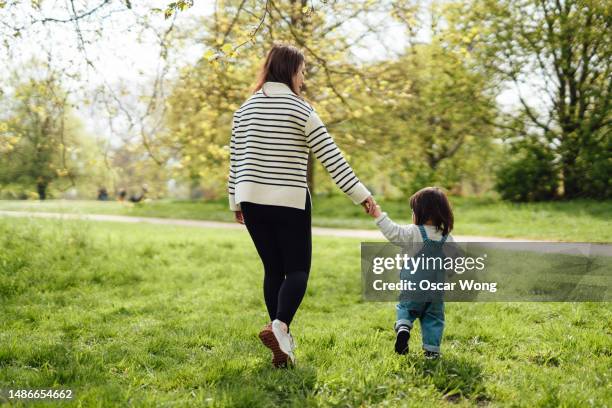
395, 301, 423, 331
420, 302, 445, 355
394, 301, 424, 354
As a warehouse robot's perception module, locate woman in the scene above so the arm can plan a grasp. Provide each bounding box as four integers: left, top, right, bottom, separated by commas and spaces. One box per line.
228, 44, 377, 367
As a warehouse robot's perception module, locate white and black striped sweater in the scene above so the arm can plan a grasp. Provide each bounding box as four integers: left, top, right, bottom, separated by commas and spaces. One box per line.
228, 81, 371, 211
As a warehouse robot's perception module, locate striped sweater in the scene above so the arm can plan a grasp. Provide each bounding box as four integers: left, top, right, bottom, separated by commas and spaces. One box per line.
228, 81, 371, 211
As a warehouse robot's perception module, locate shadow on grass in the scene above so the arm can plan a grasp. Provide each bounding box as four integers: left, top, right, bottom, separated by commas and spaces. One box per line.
411, 354, 489, 404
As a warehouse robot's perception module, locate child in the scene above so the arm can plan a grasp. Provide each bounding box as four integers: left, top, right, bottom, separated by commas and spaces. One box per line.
370, 187, 455, 359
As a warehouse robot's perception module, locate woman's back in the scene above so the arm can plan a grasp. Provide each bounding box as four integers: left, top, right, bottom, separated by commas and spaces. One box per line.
229, 81, 370, 211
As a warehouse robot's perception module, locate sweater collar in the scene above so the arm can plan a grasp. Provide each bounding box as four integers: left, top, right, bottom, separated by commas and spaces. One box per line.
261, 81, 295, 95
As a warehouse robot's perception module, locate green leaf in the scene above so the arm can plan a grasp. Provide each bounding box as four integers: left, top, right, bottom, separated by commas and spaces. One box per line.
221, 43, 233, 54
204, 49, 216, 61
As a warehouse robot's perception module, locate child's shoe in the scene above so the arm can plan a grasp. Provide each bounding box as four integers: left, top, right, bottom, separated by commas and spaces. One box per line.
424, 350, 440, 360
394, 325, 411, 355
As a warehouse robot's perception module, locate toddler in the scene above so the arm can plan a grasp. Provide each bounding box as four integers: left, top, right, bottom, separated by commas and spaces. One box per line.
370, 187, 455, 359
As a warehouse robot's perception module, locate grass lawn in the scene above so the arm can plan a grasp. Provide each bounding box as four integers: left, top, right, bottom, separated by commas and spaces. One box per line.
0, 196, 611, 242
1, 217, 610, 407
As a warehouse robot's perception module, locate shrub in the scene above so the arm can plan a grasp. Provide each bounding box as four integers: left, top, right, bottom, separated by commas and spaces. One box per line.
495, 142, 558, 202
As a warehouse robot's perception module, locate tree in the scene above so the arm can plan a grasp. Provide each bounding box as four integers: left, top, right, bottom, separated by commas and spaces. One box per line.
0, 70, 80, 199
446, 0, 611, 199
332, 8, 499, 197
165, 0, 413, 197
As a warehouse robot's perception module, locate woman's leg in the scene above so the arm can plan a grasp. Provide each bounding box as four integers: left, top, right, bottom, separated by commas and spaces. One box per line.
241, 202, 285, 322
273, 194, 312, 327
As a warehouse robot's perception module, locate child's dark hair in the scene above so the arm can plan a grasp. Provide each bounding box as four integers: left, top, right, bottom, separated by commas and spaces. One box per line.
409, 187, 454, 236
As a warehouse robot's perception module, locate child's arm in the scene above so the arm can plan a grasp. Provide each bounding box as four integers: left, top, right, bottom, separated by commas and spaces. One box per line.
371, 205, 417, 243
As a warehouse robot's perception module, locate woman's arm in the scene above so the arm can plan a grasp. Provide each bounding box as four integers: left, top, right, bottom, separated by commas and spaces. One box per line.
304, 110, 370, 204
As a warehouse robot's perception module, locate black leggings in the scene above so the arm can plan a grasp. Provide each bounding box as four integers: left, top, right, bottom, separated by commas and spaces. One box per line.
241, 193, 312, 327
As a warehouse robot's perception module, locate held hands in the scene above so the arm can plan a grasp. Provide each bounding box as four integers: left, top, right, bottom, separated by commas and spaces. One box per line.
361, 195, 381, 217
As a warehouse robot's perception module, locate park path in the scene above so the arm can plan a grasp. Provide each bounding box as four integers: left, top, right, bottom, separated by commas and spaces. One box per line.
0, 210, 541, 242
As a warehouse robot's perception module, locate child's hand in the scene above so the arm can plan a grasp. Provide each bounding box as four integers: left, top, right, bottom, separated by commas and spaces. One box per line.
370, 204, 382, 219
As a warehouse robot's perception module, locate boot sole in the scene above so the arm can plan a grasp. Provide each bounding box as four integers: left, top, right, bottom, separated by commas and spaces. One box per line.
259, 327, 290, 367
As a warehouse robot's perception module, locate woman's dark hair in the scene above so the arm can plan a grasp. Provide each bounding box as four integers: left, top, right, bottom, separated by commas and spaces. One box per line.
254, 44, 304, 95
409, 187, 454, 236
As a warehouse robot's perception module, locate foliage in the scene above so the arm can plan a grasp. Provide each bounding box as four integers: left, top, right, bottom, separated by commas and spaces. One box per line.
0, 70, 81, 199
166, 1, 504, 199
1, 1, 609, 202
495, 140, 559, 202
445, 0, 611, 199
165, 0, 397, 196
338, 40, 499, 197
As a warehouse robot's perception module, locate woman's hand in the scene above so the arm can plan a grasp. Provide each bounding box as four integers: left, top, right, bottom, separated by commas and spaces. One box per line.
361, 196, 378, 216
234, 210, 245, 224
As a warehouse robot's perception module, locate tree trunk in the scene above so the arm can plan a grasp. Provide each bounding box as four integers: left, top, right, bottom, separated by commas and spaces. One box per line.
37, 181, 47, 200
189, 173, 202, 199
561, 151, 580, 199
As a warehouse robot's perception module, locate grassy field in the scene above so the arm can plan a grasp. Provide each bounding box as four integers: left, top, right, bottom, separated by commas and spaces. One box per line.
0, 195, 610, 242
1, 217, 610, 407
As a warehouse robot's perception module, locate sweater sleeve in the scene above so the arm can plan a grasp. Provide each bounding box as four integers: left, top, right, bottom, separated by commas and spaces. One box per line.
228, 114, 241, 211
304, 110, 370, 204
374, 212, 417, 243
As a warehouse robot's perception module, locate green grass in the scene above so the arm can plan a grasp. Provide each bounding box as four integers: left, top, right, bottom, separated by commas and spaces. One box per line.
1, 217, 610, 407
0, 195, 610, 242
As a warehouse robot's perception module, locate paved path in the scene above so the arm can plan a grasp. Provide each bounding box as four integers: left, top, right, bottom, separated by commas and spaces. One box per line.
0, 210, 539, 242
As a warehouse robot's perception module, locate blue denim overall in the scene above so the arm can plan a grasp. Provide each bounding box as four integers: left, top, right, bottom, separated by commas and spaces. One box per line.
395, 225, 447, 353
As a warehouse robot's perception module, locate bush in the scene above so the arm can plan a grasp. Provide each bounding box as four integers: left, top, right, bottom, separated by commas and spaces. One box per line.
570, 140, 611, 199
0, 184, 31, 200
495, 142, 558, 202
